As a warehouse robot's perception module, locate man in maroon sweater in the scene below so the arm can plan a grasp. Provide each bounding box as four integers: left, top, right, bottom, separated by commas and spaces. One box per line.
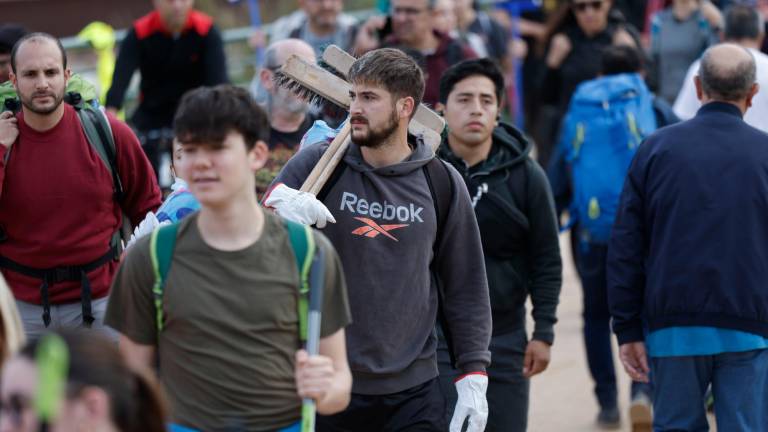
0, 33, 161, 338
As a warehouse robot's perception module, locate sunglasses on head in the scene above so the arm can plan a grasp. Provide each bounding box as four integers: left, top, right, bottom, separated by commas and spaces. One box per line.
573, 0, 604, 12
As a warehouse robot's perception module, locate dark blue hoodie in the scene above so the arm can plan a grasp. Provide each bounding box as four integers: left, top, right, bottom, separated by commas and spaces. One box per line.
608, 102, 768, 345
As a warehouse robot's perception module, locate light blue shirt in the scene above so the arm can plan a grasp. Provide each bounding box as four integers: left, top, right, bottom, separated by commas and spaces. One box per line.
647, 326, 768, 357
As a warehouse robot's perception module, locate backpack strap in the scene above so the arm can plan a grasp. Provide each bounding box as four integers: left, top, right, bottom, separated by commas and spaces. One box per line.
423, 158, 454, 255
74, 99, 129, 258
422, 157, 457, 365
283, 219, 316, 343
150, 223, 180, 333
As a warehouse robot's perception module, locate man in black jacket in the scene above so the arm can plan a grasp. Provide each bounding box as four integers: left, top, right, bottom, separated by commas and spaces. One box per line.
608, 43, 768, 431
105, 0, 228, 187
436, 58, 562, 432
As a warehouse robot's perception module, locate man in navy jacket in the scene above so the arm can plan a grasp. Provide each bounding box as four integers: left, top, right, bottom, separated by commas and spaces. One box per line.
608, 43, 768, 431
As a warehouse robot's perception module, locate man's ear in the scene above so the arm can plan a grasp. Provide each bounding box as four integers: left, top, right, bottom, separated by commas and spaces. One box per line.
259, 69, 274, 92
249, 140, 270, 172
64, 67, 71, 85
694, 75, 704, 102
746, 82, 759, 109
399, 96, 416, 120
8, 71, 16, 88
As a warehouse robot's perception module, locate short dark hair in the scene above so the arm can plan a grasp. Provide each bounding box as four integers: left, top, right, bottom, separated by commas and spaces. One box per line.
0, 24, 27, 55
21, 330, 168, 432
724, 4, 763, 41
174, 85, 269, 150
10, 32, 67, 73
348, 48, 425, 112
438, 58, 505, 105
600, 45, 643, 75
699, 45, 756, 102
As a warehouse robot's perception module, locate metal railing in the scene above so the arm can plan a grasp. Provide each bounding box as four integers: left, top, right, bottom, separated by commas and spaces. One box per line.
59, 8, 377, 112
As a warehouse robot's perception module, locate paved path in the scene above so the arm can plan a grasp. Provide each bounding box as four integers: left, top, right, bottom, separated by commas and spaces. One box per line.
526, 233, 716, 431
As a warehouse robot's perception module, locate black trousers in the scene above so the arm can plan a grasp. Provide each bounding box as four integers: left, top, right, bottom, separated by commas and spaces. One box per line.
317, 378, 447, 432
439, 329, 529, 432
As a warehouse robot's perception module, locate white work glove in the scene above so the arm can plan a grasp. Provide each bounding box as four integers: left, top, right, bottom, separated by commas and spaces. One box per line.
450, 373, 489, 432
263, 183, 336, 228
125, 211, 169, 249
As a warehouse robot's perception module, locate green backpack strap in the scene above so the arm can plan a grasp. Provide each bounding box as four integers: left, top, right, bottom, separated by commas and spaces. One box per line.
283, 219, 316, 343
149, 223, 180, 333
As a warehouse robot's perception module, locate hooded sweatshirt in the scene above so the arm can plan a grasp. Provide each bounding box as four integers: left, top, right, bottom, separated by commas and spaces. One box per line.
439, 123, 562, 343
272, 138, 492, 395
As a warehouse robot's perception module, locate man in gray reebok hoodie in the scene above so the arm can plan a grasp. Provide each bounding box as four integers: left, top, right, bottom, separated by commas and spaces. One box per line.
266, 48, 492, 432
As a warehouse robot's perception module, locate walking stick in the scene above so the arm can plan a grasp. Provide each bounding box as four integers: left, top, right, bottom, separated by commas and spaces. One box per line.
301, 246, 326, 432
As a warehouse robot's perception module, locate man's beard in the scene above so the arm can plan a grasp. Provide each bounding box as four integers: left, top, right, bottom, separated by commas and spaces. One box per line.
20, 89, 65, 115
271, 87, 311, 116
351, 108, 399, 149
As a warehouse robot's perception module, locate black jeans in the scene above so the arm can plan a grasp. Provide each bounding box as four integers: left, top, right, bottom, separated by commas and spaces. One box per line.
438, 329, 529, 432
316, 378, 447, 432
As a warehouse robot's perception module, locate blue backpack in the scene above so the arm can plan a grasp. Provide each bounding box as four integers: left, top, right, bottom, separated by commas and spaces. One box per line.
560, 73, 657, 244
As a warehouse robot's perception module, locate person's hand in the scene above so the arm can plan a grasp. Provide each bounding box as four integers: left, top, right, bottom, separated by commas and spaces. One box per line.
353, 16, 386, 55
450, 373, 488, 432
263, 183, 336, 228
546, 33, 572, 68
295, 349, 335, 403
0, 111, 18, 149
523, 339, 551, 378
619, 342, 650, 383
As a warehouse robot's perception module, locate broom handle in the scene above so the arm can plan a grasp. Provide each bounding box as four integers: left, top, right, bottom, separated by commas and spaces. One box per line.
300, 121, 352, 194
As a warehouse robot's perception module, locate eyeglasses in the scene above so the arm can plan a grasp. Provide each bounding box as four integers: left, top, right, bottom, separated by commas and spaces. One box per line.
572, 0, 604, 12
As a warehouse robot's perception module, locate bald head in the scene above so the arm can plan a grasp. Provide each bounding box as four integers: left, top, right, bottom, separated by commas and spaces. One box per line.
264, 38, 316, 70
10, 32, 66, 73
698, 43, 756, 102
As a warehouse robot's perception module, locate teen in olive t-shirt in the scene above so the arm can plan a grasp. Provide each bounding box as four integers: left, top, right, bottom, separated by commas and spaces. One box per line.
106, 211, 351, 431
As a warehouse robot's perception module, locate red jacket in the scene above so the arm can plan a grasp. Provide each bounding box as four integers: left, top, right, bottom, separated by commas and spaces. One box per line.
0, 105, 162, 304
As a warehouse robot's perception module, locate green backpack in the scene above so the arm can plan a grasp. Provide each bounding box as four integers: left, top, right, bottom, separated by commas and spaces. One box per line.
148, 218, 316, 342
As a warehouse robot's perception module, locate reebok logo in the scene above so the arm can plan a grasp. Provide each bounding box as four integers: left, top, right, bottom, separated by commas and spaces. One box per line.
340, 192, 424, 223
351, 217, 408, 241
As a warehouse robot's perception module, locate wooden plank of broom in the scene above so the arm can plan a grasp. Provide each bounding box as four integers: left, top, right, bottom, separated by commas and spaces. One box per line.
277, 54, 443, 194
274, 56, 354, 194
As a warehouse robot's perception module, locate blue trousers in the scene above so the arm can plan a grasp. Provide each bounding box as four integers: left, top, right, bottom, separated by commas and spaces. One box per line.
651, 349, 768, 431
576, 242, 651, 408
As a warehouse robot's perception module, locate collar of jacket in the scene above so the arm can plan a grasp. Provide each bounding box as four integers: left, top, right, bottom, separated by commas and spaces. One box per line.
695, 101, 744, 119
